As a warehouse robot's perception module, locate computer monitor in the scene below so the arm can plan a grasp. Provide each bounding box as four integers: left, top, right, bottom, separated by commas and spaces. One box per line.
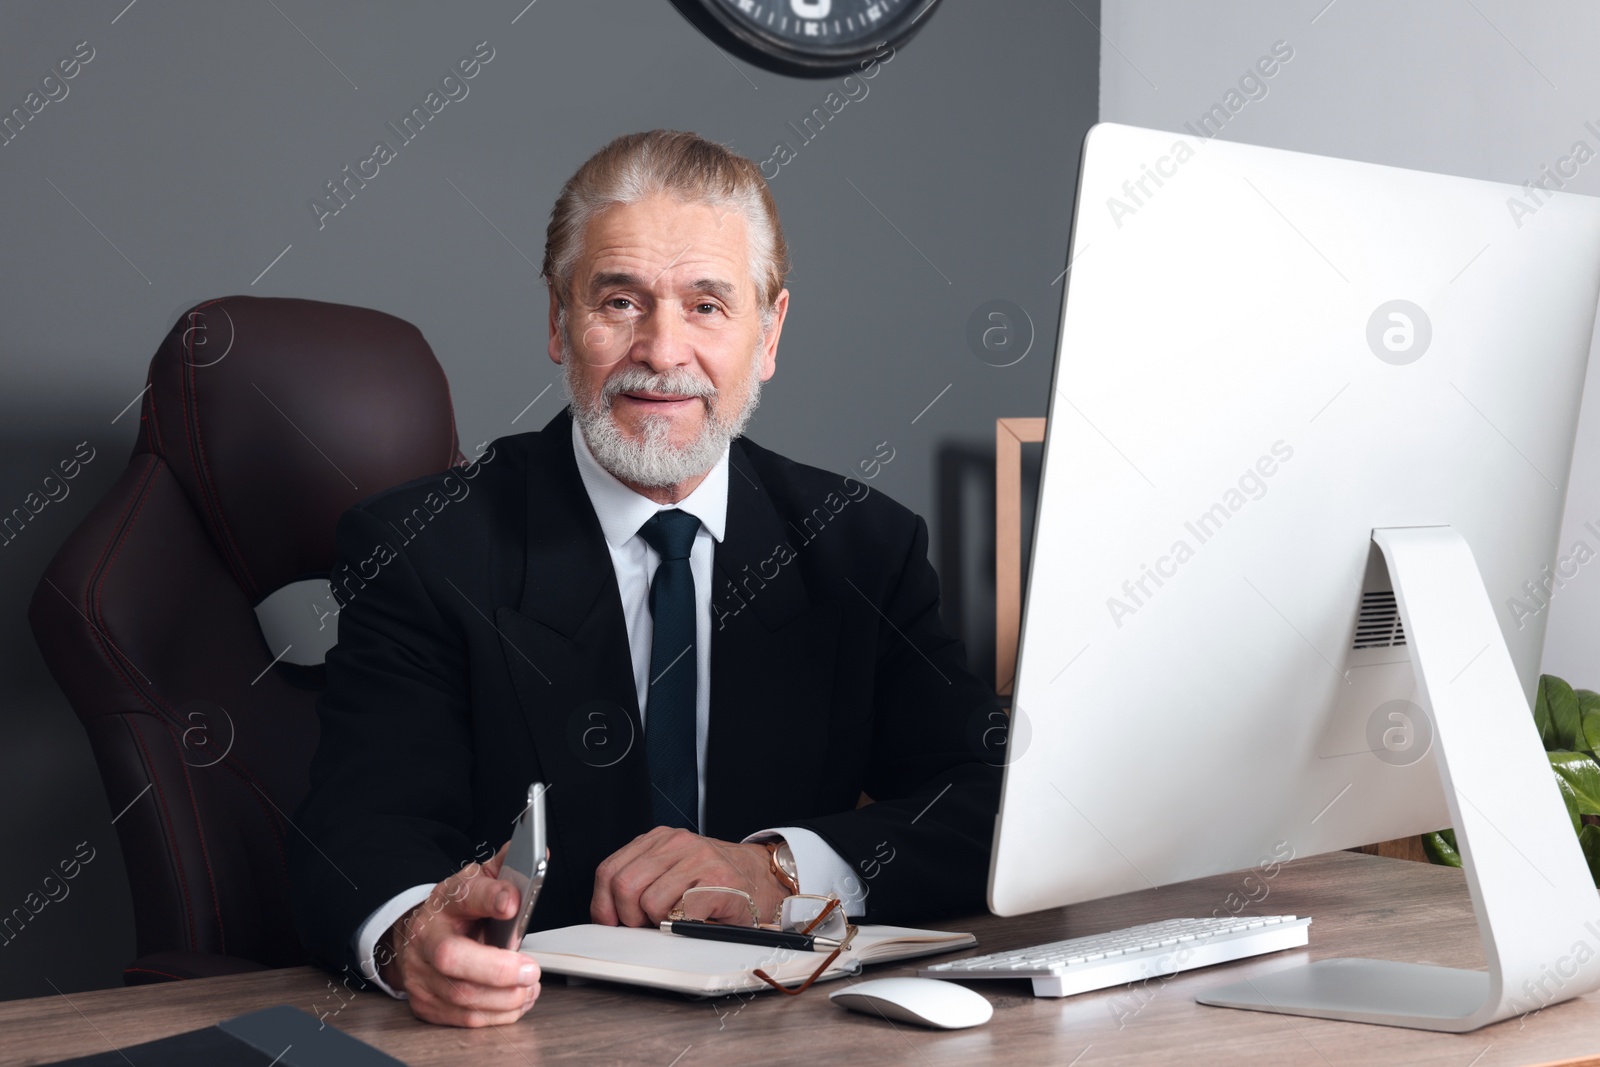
990, 123, 1600, 1031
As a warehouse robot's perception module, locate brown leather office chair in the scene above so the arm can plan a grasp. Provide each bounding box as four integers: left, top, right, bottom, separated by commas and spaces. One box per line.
28, 295, 465, 982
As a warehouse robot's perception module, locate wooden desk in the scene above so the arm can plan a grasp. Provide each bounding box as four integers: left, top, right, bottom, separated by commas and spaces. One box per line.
4, 851, 1598, 1067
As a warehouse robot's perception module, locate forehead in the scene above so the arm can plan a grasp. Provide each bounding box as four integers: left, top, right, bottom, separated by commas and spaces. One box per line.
577, 196, 753, 291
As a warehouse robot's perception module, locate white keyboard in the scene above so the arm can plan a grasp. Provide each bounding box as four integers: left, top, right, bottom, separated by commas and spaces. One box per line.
919, 915, 1311, 998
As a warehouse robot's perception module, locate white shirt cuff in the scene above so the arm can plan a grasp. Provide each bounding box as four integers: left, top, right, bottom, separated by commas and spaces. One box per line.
351, 883, 435, 999
743, 827, 866, 917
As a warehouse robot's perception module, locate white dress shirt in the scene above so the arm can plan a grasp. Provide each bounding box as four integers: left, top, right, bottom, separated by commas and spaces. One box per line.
352, 420, 863, 997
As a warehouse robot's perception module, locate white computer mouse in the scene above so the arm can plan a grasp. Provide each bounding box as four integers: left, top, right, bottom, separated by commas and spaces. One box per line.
829, 977, 994, 1029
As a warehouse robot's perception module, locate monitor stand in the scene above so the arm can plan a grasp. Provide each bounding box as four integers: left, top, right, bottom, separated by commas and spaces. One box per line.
1197, 525, 1600, 1031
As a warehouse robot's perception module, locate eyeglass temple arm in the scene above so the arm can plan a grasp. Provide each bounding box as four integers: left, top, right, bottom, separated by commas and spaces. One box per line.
754, 919, 856, 996
798, 897, 842, 936
754, 942, 848, 997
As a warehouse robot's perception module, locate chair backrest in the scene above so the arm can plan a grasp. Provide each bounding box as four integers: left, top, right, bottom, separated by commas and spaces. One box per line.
29, 295, 464, 967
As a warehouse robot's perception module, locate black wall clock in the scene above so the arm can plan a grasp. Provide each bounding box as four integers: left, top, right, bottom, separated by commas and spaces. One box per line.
669, 0, 944, 78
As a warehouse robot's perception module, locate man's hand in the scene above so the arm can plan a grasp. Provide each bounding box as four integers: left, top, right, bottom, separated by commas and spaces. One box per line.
379, 841, 542, 1027
592, 827, 786, 927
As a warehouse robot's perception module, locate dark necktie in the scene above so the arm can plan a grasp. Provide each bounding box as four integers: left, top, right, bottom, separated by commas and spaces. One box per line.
638, 508, 701, 832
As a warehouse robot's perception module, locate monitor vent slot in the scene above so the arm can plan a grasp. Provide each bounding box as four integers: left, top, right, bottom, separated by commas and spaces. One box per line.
1353, 591, 1407, 649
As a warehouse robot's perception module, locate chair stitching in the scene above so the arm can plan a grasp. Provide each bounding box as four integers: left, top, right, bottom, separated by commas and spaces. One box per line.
125, 717, 197, 950
141, 366, 164, 455
231, 762, 292, 880
82, 456, 160, 706
175, 748, 227, 954
179, 312, 260, 597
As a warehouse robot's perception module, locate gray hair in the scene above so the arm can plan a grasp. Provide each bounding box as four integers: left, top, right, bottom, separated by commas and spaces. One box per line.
541, 129, 790, 330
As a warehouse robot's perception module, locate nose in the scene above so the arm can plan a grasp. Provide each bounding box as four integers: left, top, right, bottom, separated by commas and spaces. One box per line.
631, 303, 694, 374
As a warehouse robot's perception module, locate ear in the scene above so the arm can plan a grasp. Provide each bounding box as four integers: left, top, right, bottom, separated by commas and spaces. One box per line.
547, 282, 564, 366
758, 288, 789, 382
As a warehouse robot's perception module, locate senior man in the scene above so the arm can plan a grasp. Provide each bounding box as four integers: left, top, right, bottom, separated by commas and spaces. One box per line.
290, 129, 1003, 1027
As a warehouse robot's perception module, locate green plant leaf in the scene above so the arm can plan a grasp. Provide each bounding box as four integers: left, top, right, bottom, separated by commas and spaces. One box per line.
1544, 675, 1582, 751
1579, 824, 1600, 886
1422, 829, 1461, 867
1549, 751, 1600, 830
1578, 689, 1600, 753
1556, 774, 1584, 834
1536, 675, 1554, 747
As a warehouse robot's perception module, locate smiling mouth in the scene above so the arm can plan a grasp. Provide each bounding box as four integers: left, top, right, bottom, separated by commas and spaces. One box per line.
620, 392, 700, 404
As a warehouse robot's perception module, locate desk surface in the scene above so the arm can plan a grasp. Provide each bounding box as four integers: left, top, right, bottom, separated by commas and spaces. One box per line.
4, 851, 1599, 1067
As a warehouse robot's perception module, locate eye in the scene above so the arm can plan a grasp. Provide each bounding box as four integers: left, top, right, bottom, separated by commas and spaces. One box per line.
695, 302, 720, 315
606, 297, 634, 311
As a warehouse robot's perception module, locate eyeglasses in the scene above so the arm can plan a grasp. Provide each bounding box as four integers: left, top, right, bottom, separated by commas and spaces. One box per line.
667, 887, 858, 995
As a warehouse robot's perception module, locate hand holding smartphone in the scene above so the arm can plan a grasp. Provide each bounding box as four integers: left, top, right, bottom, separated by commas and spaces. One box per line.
484, 782, 549, 952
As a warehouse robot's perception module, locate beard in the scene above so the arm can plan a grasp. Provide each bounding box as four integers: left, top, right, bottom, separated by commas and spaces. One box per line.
561, 320, 766, 489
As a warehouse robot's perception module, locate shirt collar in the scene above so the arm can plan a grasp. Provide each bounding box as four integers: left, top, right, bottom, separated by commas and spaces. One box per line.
570, 415, 729, 548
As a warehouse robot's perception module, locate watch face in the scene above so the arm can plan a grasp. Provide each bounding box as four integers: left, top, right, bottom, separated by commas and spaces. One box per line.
775, 842, 798, 880
671, 0, 943, 77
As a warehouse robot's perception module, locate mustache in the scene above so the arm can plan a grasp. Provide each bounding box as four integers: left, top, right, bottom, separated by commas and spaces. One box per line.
599, 366, 717, 405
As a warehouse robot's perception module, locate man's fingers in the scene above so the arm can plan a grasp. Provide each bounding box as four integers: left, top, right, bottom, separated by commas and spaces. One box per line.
481, 838, 512, 879
432, 934, 541, 989
637, 848, 762, 926
590, 829, 766, 927
430, 972, 538, 1014
439, 863, 519, 922
600, 846, 682, 927
409, 979, 539, 1028
637, 860, 710, 926
592, 826, 678, 925
399, 925, 541, 1028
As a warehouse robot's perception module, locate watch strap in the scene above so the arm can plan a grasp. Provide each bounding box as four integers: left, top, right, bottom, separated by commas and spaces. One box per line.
764, 840, 800, 896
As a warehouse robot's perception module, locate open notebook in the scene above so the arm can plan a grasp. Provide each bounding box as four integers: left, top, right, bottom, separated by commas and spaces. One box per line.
523, 923, 976, 996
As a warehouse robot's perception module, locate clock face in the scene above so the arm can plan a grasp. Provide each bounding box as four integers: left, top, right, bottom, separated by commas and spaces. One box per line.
672, 0, 943, 77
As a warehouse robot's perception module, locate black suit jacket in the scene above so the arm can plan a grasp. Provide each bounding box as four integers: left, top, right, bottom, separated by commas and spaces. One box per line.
289, 410, 1003, 978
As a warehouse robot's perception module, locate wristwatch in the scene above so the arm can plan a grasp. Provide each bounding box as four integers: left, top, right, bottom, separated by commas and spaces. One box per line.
764, 840, 800, 897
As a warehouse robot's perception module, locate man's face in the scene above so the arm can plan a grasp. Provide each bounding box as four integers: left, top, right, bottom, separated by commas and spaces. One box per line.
549, 195, 788, 486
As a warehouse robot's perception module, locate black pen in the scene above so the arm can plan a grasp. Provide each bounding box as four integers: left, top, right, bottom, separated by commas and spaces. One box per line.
660, 919, 834, 951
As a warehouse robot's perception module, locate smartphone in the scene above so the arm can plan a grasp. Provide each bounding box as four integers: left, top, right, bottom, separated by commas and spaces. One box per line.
484, 782, 548, 952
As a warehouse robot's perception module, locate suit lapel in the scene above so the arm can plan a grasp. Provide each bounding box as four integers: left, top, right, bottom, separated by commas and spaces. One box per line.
705, 443, 840, 839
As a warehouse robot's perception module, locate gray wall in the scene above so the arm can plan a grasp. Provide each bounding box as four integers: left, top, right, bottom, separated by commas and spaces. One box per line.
0, 1, 1096, 997
1099, 0, 1600, 685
